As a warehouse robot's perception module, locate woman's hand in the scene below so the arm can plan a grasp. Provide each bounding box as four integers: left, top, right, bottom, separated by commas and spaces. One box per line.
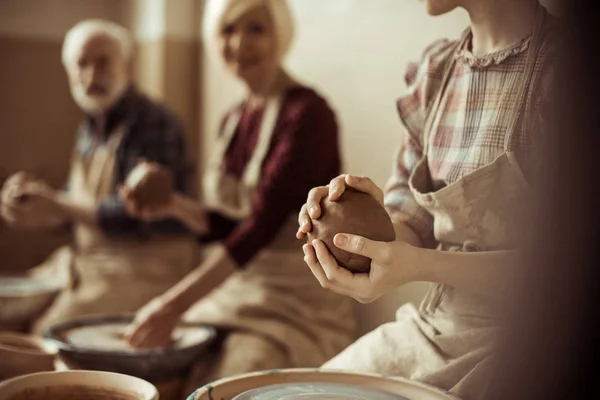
123, 296, 182, 349
296, 174, 384, 239
303, 234, 420, 303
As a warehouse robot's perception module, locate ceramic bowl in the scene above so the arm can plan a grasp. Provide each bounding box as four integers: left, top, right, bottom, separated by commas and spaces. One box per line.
44, 314, 217, 382
186, 368, 462, 400
0, 370, 158, 400
0, 332, 58, 380
55, 359, 184, 400
0, 277, 61, 330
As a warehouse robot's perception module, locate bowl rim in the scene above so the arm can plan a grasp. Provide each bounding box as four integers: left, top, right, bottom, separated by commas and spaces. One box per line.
188, 368, 463, 400
43, 313, 217, 357
0, 369, 159, 399
0, 331, 58, 356
0, 276, 63, 297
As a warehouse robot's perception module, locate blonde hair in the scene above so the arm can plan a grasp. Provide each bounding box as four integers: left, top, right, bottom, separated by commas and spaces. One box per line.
62, 19, 134, 68
203, 0, 295, 61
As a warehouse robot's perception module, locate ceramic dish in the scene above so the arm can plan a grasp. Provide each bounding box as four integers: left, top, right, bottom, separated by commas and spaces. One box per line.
187, 368, 461, 400
0, 370, 158, 400
0, 332, 57, 380
0, 277, 62, 329
44, 313, 217, 382
232, 382, 411, 399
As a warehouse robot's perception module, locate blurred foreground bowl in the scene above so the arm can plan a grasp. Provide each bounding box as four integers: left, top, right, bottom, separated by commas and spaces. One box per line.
0, 370, 158, 400
0, 331, 57, 380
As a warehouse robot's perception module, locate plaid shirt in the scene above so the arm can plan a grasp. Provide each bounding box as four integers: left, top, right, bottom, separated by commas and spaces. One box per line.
72, 85, 193, 237
383, 13, 558, 244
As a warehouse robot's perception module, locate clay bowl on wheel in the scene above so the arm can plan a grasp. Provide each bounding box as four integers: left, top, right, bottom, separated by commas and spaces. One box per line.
0, 276, 62, 332
0, 332, 58, 380
186, 368, 461, 400
0, 370, 158, 400
44, 313, 217, 382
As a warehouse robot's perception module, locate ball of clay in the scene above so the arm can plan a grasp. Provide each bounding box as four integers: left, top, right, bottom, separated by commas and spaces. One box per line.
123, 162, 173, 209
306, 189, 396, 273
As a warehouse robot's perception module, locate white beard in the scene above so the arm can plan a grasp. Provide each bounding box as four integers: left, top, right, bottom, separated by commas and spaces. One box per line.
71, 75, 129, 115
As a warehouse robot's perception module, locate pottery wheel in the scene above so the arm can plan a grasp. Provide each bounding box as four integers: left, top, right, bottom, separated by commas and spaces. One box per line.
61, 322, 211, 352
232, 382, 411, 400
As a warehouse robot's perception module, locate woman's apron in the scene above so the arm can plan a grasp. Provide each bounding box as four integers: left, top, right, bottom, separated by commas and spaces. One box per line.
181, 92, 357, 371
31, 121, 198, 335
321, 6, 546, 400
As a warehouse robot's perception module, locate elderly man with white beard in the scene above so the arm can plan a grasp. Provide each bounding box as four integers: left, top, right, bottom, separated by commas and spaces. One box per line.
0, 19, 199, 335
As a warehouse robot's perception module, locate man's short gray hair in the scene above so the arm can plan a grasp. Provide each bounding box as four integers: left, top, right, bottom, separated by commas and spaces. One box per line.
61, 19, 134, 68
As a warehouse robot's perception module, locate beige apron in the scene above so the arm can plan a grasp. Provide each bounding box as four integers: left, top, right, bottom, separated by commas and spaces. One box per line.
31, 122, 198, 335
180, 92, 356, 387
321, 7, 546, 400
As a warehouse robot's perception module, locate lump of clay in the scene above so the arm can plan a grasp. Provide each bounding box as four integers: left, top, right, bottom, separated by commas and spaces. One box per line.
306, 189, 395, 273
122, 162, 173, 209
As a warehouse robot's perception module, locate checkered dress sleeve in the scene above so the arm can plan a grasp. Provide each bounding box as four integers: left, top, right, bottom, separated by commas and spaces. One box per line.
383, 39, 458, 244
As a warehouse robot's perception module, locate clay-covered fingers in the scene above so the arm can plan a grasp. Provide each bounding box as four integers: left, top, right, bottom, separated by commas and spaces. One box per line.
297, 173, 376, 239
19, 180, 54, 198
306, 185, 331, 219
1, 184, 33, 210
1, 172, 33, 206
302, 242, 355, 298
1, 184, 18, 206
302, 243, 328, 284
3, 171, 34, 189
296, 203, 311, 239
326, 174, 348, 201
296, 185, 329, 238
344, 175, 385, 205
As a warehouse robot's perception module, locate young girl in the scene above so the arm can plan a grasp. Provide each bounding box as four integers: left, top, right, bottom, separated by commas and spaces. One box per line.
297, 1, 557, 399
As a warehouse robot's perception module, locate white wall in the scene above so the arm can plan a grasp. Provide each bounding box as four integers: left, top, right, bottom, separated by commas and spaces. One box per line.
200, 0, 470, 334
0, 0, 120, 40
118, 0, 199, 41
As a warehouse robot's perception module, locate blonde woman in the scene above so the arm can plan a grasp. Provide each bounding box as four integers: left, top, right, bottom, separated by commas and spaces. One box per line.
122, 0, 356, 393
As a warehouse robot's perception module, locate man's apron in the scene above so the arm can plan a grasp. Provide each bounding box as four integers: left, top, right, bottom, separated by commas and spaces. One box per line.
181, 91, 357, 379
31, 122, 198, 335
320, 6, 547, 400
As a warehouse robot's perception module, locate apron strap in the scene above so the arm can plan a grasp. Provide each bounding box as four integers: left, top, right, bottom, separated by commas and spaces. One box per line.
503, 3, 546, 152
207, 107, 244, 171
242, 94, 283, 188
81, 123, 129, 199
200, 92, 285, 221
420, 36, 466, 156
205, 94, 283, 187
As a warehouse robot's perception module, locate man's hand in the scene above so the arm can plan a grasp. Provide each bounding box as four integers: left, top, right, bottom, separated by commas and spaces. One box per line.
1, 173, 65, 230
1, 171, 35, 206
